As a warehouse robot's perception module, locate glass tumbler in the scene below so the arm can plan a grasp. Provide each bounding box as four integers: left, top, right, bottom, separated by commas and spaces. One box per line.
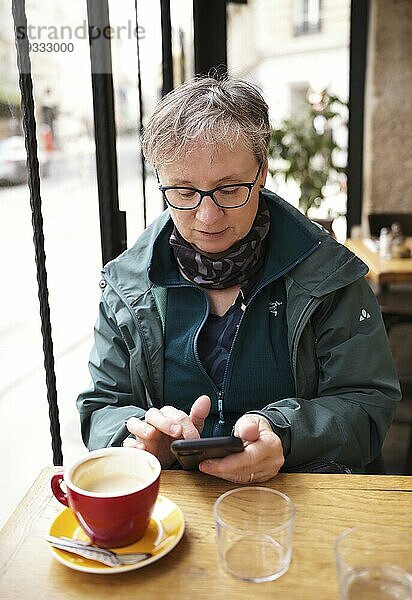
335, 525, 412, 599
213, 486, 296, 583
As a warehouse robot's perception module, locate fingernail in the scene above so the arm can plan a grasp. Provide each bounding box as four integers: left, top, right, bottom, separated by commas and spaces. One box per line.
126, 417, 138, 429
170, 424, 181, 436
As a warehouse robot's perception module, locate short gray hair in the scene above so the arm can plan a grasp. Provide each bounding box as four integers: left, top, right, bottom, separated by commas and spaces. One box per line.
142, 76, 270, 169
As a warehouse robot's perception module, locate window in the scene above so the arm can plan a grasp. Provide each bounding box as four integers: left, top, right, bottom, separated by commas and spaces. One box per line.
294, 0, 322, 36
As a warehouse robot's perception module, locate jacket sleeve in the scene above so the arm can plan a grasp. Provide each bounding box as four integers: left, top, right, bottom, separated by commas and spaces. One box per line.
76, 296, 148, 450
252, 278, 401, 470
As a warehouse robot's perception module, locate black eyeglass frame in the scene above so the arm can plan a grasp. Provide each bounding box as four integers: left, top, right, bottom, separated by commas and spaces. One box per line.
156, 162, 262, 210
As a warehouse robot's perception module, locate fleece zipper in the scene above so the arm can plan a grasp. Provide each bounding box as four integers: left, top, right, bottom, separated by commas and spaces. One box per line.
209, 241, 322, 425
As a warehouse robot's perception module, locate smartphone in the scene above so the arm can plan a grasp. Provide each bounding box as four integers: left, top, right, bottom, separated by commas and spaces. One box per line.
171, 436, 244, 470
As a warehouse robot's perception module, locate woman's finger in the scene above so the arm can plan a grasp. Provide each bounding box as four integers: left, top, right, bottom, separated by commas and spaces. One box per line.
123, 436, 146, 450
199, 428, 283, 483
145, 407, 182, 438
127, 416, 146, 436
123, 437, 138, 447
160, 406, 201, 439
126, 415, 160, 441
189, 395, 211, 434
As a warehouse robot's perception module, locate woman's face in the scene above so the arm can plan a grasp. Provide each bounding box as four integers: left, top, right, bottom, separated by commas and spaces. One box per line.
157, 143, 267, 254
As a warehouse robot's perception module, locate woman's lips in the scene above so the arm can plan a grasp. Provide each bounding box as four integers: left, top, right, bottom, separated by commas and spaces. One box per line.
197, 229, 227, 238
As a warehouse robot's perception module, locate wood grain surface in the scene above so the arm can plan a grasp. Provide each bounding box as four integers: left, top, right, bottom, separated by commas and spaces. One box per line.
1, 469, 411, 600
345, 237, 412, 285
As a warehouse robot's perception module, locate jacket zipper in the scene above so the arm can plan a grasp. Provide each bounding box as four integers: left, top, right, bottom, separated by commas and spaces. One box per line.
290, 296, 324, 388
191, 288, 222, 419
178, 282, 247, 426
102, 273, 157, 399
215, 289, 247, 425
217, 390, 224, 424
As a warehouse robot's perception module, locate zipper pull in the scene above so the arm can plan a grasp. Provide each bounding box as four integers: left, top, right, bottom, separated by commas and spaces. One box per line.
240, 288, 246, 312
217, 390, 225, 425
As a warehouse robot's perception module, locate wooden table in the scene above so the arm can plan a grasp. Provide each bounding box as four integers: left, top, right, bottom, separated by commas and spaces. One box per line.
1, 470, 411, 599
345, 237, 412, 287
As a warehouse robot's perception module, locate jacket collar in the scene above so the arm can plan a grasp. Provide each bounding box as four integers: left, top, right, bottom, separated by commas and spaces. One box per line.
148, 191, 321, 288
263, 189, 368, 296
103, 189, 368, 303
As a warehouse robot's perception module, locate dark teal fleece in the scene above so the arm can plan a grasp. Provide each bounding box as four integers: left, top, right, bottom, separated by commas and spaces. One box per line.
148, 194, 320, 441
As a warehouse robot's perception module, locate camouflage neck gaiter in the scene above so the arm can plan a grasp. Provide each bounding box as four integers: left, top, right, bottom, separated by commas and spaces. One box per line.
169, 197, 270, 289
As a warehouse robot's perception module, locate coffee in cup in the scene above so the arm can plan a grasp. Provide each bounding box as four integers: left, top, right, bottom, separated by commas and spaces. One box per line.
51, 447, 161, 548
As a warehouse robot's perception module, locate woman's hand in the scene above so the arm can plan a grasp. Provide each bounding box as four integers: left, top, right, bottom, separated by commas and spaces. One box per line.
198, 414, 284, 483
124, 395, 211, 468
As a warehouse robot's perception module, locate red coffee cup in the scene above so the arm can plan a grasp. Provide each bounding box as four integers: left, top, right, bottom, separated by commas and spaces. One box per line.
51, 448, 161, 548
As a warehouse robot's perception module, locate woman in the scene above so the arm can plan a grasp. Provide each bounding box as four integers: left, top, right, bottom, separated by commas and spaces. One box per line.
77, 77, 400, 483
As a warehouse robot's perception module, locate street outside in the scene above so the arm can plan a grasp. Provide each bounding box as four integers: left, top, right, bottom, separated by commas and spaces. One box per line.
0, 135, 163, 527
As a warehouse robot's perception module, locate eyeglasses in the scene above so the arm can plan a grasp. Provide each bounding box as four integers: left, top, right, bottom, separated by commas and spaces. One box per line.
157, 163, 262, 210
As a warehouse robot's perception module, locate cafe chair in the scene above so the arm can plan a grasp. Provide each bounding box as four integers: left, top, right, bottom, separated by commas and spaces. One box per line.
406, 423, 412, 474
397, 378, 412, 474
364, 215, 412, 473
282, 460, 352, 474
382, 310, 412, 474
378, 285, 412, 331
282, 457, 385, 474
368, 213, 412, 237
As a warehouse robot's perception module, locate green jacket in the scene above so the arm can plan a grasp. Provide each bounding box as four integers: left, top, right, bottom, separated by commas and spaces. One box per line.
77, 190, 400, 470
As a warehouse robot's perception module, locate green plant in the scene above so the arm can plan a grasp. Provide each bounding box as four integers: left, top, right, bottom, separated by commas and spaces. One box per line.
268, 89, 347, 215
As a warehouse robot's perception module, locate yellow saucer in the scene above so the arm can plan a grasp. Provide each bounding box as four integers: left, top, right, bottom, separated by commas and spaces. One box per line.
47, 495, 185, 574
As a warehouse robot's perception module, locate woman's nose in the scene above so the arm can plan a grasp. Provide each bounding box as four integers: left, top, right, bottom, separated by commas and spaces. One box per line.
195, 194, 223, 224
